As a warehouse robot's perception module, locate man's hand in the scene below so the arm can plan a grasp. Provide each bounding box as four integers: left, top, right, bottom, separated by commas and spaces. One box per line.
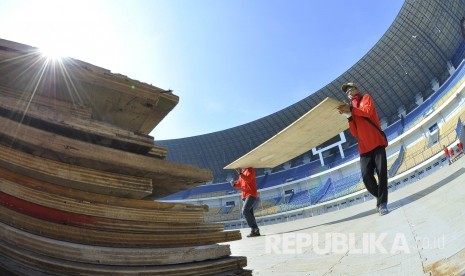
230, 179, 236, 188
337, 102, 351, 114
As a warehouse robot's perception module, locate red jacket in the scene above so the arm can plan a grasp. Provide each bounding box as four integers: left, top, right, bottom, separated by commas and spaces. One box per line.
444, 147, 450, 157
348, 94, 388, 154
233, 167, 258, 200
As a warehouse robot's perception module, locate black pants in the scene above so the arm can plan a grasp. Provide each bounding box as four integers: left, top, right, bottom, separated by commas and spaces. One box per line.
242, 196, 258, 230
360, 146, 388, 207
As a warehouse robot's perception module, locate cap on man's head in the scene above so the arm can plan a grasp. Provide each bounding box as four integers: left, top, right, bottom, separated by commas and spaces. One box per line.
341, 82, 358, 93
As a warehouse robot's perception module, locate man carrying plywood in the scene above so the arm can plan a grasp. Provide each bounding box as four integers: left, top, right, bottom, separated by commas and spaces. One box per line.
338, 82, 389, 216
230, 167, 261, 237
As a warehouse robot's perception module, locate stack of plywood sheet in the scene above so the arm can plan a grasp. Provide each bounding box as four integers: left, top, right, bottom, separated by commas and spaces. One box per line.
0, 38, 250, 275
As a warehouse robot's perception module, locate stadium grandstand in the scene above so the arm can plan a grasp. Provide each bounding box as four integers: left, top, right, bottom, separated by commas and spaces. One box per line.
157, 0, 465, 229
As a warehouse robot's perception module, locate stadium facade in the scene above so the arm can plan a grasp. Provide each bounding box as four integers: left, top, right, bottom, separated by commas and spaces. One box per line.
157, 0, 465, 184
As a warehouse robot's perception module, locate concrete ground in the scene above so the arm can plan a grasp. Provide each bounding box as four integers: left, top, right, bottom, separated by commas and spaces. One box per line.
225, 159, 465, 276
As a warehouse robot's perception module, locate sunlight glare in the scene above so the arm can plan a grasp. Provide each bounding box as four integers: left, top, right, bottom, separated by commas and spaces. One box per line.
39, 45, 67, 61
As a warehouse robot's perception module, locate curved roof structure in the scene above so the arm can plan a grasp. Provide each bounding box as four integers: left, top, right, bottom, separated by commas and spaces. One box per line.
157, 0, 465, 183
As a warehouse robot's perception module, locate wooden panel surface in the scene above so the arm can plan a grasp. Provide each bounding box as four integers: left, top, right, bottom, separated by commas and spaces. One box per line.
0, 145, 153, 199
224, 97, 348, 169
0, 197, 240, 248
0, 240, 250, 275
0, 166, 206, 212
0, 221, 232, 266
0, 88, 166, 157
0, 47, 180, 135
0, 115, 212, 198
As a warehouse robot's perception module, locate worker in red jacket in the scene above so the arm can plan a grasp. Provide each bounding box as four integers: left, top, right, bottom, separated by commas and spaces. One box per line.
230, 167, 260, 237
444, 145, 452, 164
443, 145, 450, 157
338, 82, 389, 216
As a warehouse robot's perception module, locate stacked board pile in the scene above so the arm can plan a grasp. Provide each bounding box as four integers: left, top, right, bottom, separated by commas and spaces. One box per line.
0, 38, 249, 275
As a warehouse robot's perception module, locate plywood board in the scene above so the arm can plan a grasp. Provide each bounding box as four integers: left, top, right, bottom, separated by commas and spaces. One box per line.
0, 115, 212, 198
224, 97, 348, 169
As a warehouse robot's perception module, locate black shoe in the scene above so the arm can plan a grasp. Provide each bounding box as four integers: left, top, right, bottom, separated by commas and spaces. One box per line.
247, 228, 260, 237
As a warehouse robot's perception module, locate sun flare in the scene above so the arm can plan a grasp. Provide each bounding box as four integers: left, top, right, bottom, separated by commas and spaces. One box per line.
39, 45, 67, 61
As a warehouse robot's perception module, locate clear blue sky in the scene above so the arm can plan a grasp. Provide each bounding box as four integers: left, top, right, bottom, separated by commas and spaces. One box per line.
0, 0, 404, 140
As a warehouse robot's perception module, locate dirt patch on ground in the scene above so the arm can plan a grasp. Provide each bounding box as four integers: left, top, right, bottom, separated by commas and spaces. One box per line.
424, 248, 465, 275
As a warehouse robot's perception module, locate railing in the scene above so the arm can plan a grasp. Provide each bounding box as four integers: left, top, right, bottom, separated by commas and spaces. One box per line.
388, 145, 405, 177
396, 126, 458, 175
